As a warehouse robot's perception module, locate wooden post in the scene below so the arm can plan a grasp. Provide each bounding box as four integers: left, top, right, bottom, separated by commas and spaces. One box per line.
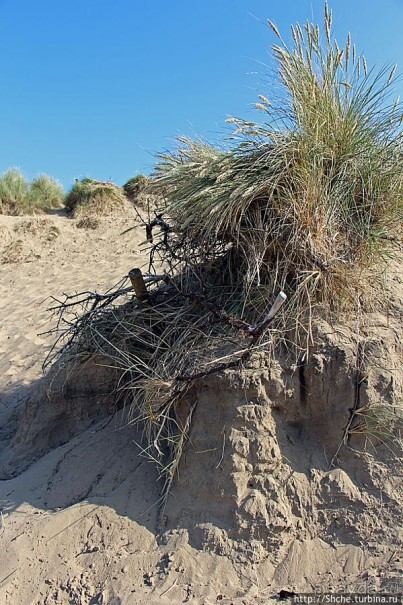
129, 268, 150, 304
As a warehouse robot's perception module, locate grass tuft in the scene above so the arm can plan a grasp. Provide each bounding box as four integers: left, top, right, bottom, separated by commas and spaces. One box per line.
76, 216, 101, 230
26, 175, 65, 212
0, 170, 65, 215
65, 178, 127, 217
0, 169, 28, 215
152, 7, 402, 350
349, 401, 403, 457
123, 174, 149, 202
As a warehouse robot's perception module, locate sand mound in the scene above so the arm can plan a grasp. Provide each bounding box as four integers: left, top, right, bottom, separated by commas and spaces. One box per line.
0, 355, 120, 478
65, 180, 129, 218
0, 210, 402, 604
0, 206, 138, 265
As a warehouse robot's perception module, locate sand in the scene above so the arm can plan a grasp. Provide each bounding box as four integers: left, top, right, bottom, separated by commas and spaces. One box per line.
0, 209, 402, 605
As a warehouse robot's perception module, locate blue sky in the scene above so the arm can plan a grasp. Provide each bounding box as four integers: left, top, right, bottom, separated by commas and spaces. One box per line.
0, 0, 402, 190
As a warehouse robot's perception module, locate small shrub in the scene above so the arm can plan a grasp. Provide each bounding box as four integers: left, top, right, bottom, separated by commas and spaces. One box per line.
0, 169, 28, 215
26, 175, 65, 213
123, 174, 149, 201
65, 178, 126, 217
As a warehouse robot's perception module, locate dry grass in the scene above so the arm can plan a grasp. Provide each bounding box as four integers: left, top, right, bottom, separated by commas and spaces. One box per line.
15, 218, 60, 240
76, 216, 101, 230
1, 239, 25, 264
123, 174, 149, 204
65, 179, 126, 217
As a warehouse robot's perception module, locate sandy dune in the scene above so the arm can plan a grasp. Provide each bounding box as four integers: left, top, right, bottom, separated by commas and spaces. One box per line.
0, 211, 273, 604
0, 209, 402, 604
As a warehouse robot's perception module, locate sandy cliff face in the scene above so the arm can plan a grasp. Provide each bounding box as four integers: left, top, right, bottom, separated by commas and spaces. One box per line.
161, 317, 402, 591
0, 355, 119, 478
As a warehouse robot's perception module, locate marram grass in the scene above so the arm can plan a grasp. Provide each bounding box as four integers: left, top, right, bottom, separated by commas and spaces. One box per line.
152, 4, 402, 349
0, 169, 28, 215
26, 175, 65, 212
123, 174, 149, 201
0, 169, 65, 214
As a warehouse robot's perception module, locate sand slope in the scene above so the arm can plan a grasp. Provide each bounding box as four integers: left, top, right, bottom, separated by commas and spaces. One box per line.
0, 211, 273, 604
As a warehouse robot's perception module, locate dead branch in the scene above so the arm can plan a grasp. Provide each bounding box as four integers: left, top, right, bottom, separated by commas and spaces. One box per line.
174, 289, 287, 383
146, 214, 171, 243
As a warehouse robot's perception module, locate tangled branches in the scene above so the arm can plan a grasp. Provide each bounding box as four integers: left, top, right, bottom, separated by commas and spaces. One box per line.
45, 208, 287, 497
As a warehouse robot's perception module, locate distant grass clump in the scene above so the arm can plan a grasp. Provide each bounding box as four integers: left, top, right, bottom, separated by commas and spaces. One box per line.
26, 175, 65, 212
0, 169, 65, 215
123, 174, 149, 202
65, 178, 127, 217
0, 169, 28, 215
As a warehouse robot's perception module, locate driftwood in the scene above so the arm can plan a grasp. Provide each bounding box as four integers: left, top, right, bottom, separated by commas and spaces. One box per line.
127, 269, 287, 342
250, 291, 288, 337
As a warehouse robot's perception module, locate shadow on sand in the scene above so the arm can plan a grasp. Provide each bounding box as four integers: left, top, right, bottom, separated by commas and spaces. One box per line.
0, 375, 161, 535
